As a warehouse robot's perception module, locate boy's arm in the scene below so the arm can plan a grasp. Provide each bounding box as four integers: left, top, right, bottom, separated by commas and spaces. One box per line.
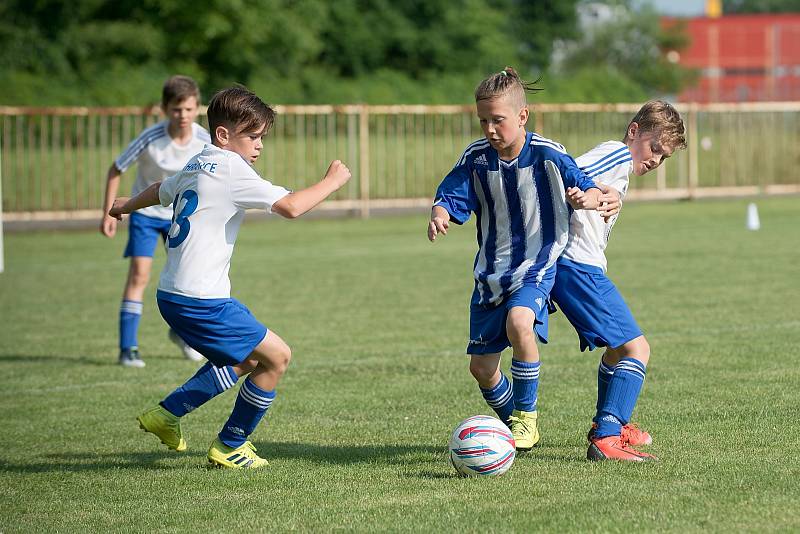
99, 164, 123, 237
271, 160, 351, 219
428, 205, 451, 242
109, 182, 161, 220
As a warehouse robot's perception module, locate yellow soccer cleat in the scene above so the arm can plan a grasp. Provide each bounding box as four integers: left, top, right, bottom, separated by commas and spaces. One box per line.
207, 438, 269, 469
137, 405, 187, 452
509, 409, 540, 451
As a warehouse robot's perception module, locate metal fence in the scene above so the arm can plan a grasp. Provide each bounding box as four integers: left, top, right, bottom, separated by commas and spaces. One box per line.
2, 102, 799, 221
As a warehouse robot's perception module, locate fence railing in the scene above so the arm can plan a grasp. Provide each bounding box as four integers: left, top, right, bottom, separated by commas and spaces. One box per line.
2, 102, 799, 220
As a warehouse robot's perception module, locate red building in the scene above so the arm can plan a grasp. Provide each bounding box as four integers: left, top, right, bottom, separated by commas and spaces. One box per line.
664, 14, 800, 102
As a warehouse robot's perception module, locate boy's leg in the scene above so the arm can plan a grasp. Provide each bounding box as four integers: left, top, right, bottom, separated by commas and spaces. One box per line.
470, 353, 514, 425
137, 359, 256, 451
588, 336, 656, 461
505, 306, 541, 450
209, 331, 291, 468
118, 256, 152, 367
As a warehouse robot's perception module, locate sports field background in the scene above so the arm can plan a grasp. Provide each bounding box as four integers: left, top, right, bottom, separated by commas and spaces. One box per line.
1, 196, 799, 531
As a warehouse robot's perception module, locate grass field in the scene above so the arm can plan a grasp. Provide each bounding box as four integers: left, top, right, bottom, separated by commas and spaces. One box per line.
1, 197, 799, 532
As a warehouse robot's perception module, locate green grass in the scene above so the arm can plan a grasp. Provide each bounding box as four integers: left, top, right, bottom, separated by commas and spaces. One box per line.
1, 197, 799, 532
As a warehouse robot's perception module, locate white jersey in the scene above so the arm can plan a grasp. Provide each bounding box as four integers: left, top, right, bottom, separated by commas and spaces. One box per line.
156, 144, 290, 299
560, 141, 632, 272
115, 121, 210, 220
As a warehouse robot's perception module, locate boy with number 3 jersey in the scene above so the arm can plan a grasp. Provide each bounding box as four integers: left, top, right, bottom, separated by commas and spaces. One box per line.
109, 86, 351, 469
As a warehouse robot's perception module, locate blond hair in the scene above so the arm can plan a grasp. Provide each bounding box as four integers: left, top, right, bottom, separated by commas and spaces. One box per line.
627, 100, 687, 150
474, 67, 541, 110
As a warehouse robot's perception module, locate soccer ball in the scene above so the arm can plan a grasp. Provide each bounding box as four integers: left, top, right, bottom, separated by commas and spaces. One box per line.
448, 415, 516, 477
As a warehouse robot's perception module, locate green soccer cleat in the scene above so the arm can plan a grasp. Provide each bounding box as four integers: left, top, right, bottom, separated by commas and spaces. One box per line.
137, 405, 187, 452
509, 409, 540, 451
207, 438, 269, 469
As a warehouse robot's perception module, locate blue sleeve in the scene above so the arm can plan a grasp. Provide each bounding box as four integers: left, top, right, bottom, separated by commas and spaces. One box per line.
433, 164, 476, 225
558, 153, 600, 192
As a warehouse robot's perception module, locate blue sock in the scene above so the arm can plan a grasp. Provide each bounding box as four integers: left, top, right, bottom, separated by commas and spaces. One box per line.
510, 359, 540, 412
161, 363, 238, 417
218, 378, 275, 448
480, 373, 514, 424
593, 361, 615, 424
595, 357, 646, 438
119, 300, 142, 350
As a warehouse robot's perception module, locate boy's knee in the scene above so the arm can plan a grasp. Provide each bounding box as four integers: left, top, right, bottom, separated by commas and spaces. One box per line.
608, 336, 650, 366
272, 344, 292, 375
469, 358, 496, 386
506, 310, 535, 346
128, 268, 150, 288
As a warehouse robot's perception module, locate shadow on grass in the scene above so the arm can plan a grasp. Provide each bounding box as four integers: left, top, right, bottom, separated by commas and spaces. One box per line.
0, 353, 109, 366
255, 441, 444, 465
0, 442, 585, 475
0, 451, 202, 473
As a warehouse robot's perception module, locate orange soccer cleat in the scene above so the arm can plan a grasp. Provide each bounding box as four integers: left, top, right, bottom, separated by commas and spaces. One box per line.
588, 423, 652, 447
587, 435, 657, 462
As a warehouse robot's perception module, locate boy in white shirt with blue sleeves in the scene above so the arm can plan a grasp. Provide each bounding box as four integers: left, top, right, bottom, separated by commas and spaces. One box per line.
100, 75, 210, 367
550, 100, 686, 462
109, 86, 351, 469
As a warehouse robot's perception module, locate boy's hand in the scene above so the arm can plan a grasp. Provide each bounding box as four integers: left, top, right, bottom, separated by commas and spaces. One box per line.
100, 215, 117, 237
428, 216, 449, 242
109, 198, 130, 220
324, 160, 351, 189
566, 187, 589, 209
428, 205, 451, 242
597, 185, 621, 222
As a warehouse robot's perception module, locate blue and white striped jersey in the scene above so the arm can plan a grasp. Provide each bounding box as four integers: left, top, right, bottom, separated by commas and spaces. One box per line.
115, 121, 211, 220
434, 132, 599, 306
561, 141, 632, 272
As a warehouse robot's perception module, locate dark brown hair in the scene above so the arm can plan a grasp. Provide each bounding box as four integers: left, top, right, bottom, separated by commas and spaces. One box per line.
474, 67, 542, 109
206, 85, 276, 138
162, 75, 200, 108
627, 100, 687, 150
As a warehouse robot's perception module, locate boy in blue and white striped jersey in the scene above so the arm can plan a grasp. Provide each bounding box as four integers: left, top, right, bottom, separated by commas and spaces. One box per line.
550, 100, 686, 462
428, 67, 617, 451
100, 75, 211, 368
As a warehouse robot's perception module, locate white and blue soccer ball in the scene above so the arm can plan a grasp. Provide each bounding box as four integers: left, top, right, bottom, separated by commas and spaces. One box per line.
448, 415, 516, 477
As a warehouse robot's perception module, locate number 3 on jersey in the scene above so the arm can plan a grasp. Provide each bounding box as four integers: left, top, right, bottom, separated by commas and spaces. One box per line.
168, 190, 198, 248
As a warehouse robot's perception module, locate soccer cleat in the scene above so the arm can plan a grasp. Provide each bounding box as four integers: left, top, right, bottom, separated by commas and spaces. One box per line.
587, 423, 653, 446
119, 347, 145, 368
509, 409, 540, 451
168, 330, 205, 362
137, 405, 187, 452
207, 438, 268, 469
587, 435, 657, 462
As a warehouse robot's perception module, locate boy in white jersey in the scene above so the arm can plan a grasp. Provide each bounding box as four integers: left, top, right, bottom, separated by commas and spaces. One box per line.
109, 86, 351, 469
100, 75, 211, 368
428, 68, 617, 451
550, 100, 686, 462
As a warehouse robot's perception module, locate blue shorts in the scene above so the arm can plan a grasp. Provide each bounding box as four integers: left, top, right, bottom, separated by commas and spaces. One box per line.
157, 290, 268, 367
467, 271, 554, 355
550, 259, 642, 352
124, 212, 172, 258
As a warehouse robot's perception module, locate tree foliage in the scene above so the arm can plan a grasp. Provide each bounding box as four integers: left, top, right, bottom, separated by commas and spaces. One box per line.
0, 0, 690, 105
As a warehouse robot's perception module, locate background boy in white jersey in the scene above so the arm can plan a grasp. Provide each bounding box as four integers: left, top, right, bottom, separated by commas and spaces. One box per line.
550, 100, 687, 462
428, 68, 617, 451
109, 86, 351, 469
100, 75, 211, 368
